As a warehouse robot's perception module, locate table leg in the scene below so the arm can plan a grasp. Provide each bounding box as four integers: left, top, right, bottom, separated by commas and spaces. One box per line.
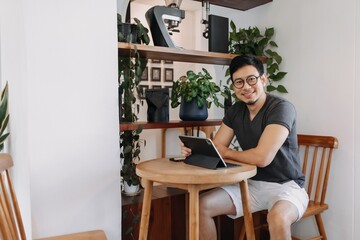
188, 185, 200, 240
239, 179, 255, 240
138, 179, 153, 240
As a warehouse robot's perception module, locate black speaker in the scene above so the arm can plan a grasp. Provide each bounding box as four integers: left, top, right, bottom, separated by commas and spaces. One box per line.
208, 15, 229, 53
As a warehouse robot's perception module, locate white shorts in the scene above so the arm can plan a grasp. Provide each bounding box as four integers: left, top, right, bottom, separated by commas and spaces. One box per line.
221, 179, 309, 220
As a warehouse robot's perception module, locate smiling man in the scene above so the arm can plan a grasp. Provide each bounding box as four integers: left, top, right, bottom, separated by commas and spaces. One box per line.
182, 55, 309, 240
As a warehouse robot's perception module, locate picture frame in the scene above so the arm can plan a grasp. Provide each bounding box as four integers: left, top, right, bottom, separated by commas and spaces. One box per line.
151, 59, 161, 63
141, 67, 148, 81
164, 68, 174, 82
151, 67, 161, 81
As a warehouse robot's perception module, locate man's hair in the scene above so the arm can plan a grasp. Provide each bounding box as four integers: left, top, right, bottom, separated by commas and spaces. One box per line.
229, 55, 264, 81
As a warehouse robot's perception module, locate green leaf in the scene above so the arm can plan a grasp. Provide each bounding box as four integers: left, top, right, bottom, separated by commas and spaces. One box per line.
277, 85, 288, 93
269, 41, 278, 47
230, 20, 236, 32
265, 27, 275, 38
266, 85, 277, 92
124, 145, 132, 154
272, 71, 287, 81
135, 125, 143, 134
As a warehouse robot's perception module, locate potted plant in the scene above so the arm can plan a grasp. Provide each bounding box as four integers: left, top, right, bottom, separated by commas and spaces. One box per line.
118, 15, 149, 194
117, 13, 150, 44
228, 23, 288, 93
171, 68, 225, 121
0, 82, 10, 151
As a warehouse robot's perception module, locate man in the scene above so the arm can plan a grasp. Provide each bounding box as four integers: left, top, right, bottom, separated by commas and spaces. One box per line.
182, 55, 309, 240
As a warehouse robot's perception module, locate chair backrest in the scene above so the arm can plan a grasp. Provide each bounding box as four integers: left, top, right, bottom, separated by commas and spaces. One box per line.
297, 134, 339, 204
0, 153, 26, 240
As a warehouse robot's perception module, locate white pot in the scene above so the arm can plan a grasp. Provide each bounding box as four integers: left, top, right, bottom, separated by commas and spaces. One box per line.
123, 181, 140, 196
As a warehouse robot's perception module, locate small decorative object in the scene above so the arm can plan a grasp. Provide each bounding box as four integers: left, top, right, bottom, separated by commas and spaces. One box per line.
151, 67, 161, 81
228, 23, 287, 93
171, 68, 225, 121
164, 68, 173, 82
145, 88, 169, 122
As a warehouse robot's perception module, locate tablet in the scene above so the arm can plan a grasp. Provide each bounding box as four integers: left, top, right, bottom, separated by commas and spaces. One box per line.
179, 135, 241, 170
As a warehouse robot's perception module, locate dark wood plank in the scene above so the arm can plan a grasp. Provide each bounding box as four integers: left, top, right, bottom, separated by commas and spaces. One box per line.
122, 185, 186, 240
120, 119, 222, 131
120, 119, 223, 131
192, 0, 273, 11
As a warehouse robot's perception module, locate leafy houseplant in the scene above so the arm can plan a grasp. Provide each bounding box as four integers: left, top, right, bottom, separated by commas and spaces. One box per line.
117, 13, 150, 44
171, 68, 225, 121
0, 82, 10, 151
171, 68, 224, 109
118, 14, 149, 189
228, 22, 288, 93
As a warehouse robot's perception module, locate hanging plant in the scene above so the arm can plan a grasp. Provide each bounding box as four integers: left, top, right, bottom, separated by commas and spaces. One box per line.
118, 14, 149, 188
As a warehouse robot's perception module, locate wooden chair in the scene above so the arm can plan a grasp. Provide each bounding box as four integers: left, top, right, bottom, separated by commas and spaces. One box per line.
239, 134, 339, 240
0, 153, 107, 240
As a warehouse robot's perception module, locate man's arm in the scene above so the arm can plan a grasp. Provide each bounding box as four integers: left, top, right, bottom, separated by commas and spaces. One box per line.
213, 123, 289, 167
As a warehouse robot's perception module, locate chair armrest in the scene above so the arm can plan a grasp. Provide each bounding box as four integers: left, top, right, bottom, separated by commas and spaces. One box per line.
35, 230, 107, 240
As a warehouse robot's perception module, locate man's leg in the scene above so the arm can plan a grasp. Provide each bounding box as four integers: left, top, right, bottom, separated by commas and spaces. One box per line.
199, 188, 236, 240
267, 200, 298, 240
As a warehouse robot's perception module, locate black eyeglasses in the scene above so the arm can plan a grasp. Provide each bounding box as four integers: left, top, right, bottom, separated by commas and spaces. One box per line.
232, 75, 260, 89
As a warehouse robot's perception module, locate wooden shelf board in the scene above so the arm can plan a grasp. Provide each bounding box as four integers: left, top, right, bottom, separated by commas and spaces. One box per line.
192, 0, 273, 11
120, 119, 223, 131
118, 43, 238, 65
118, 43, 267, 65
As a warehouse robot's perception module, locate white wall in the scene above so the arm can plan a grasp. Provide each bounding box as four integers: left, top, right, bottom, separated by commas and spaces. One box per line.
1, 0, 121, 239
355, 0, 360, 239
0, 0, 33, 236
243, 1, 356, 239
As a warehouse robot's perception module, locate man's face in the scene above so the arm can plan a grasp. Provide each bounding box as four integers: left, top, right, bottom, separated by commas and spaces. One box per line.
232, 65, 267, 106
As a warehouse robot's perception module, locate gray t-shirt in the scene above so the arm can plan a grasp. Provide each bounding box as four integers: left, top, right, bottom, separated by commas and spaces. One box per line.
223, 93, 305, 187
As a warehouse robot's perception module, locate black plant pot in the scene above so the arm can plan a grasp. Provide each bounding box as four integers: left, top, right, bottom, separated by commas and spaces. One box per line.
179, 98, 208, 121
118, 23, 137, 43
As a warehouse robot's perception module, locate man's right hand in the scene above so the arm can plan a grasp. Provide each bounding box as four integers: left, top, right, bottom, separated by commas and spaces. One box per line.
180, 142, 192, 157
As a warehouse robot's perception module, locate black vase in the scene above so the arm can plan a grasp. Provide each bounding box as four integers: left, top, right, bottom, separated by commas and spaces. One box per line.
179, 98, 208, 121
118, 23, 137, 43
145, 88, 169, 122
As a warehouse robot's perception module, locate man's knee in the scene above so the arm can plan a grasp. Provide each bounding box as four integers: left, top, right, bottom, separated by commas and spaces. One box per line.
267, 209, 291, 229
267, 201, 298, 229
199, 195, 214, 217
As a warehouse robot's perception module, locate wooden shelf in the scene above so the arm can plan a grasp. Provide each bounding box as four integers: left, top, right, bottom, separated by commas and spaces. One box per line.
120, 119, 222, 131
118, 43, 267, 65
193, 0, 272, 11
118, 43, 238, 65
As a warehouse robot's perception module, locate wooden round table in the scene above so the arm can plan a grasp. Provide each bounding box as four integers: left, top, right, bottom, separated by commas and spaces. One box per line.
136, 158, 257, 240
